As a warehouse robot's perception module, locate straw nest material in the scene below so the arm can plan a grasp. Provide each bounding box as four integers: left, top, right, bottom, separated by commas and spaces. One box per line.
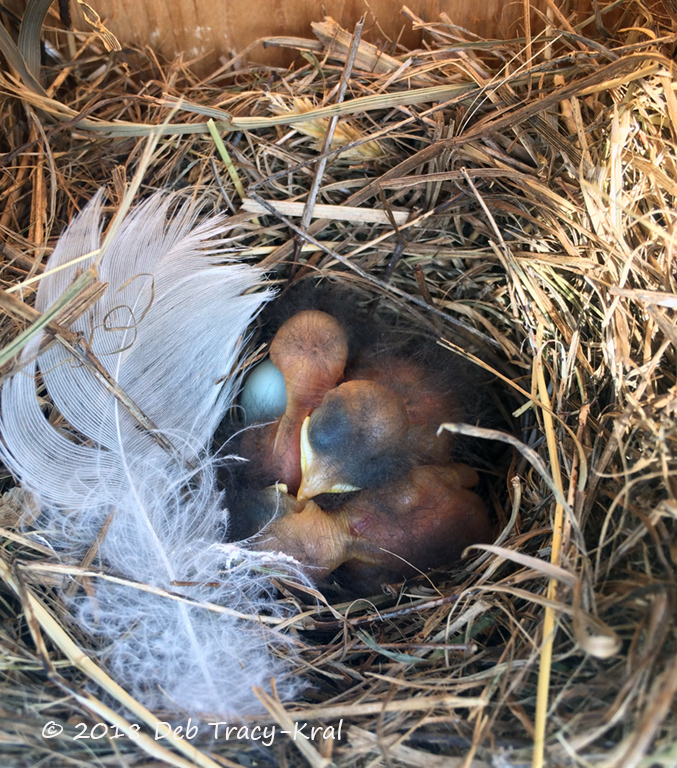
1, 3, 676, 767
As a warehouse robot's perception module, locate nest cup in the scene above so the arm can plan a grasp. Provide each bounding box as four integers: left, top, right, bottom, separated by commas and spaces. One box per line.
0, 3, 676, 767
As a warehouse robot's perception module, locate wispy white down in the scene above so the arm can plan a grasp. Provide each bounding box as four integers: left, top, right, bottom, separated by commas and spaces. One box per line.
0, 192, 303, 716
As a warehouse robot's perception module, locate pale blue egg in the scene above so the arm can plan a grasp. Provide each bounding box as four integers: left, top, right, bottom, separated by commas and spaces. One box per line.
240, 359, 287, 424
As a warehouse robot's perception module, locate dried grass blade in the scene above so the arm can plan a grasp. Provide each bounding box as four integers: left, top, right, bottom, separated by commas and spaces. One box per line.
299, 15, 365, 237
17, 0, 52, 80
242, 198, 409, 225
0, 24, 45, 94
532, 328, 568, 768
254, 686, 331, 768
0, 267, 97, 368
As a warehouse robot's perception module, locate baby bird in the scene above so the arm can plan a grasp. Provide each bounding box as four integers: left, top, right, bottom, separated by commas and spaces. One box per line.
296, 362, 467, 501
297, 379, 411, 500
254, 464, 492, 587
350, 351, 464, 463
238, 309, 348, 493
221, 286, 494, 590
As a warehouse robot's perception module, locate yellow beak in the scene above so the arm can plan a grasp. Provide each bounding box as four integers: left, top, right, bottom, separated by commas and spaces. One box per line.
297, 416, 361, 501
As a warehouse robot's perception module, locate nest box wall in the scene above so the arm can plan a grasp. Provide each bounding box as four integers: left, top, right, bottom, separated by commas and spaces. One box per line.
60, 0, 601, 73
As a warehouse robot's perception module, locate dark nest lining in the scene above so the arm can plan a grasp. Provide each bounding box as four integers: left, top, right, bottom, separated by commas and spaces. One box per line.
0, 3, 676, 767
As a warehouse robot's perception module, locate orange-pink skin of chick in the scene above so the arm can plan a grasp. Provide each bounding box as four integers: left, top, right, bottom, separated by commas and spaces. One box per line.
246, 310, 347, 494
254, 463, 492, 586
349, 354, 466, 464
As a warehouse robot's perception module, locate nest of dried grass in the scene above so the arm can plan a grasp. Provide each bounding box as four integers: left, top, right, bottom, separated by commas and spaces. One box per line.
1, 3, 676, 767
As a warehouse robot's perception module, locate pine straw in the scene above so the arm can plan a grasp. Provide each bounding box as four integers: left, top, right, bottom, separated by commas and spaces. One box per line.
1, 3, 676, 767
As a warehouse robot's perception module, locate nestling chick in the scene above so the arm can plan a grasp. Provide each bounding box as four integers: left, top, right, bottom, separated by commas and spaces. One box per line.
297, 368, 467, 500
219, 284, 496, 591
238, 309, 348, 493
297, 379, 410, 499
254, 464, 492, 588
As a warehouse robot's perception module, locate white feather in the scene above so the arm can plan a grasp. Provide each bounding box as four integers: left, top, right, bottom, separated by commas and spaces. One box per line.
0, 193, 303, 716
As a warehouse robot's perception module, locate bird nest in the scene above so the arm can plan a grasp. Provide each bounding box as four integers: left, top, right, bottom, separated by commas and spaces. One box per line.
1, 3, 676, 767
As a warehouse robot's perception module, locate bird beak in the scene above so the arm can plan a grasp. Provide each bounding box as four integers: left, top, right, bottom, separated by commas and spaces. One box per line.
297, 416, 361, 500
